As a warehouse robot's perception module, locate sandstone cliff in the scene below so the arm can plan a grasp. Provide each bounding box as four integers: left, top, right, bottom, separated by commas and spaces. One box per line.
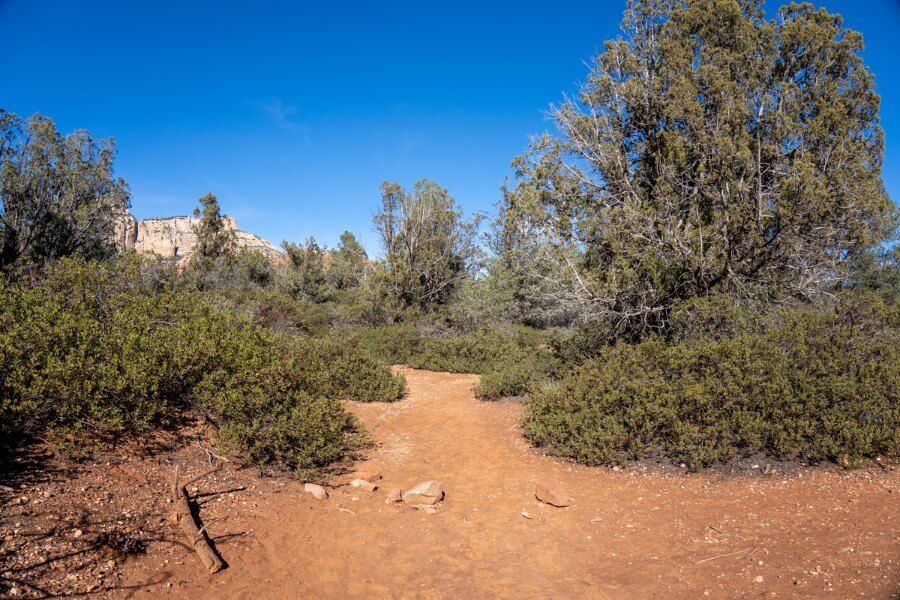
115, 213, 280, 263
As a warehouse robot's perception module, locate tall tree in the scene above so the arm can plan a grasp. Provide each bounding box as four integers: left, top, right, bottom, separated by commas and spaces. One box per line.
0, 110, 130, 272
329, 230, 368, 290
503, 0, 896, 337
373, 179, 480, 312
281, 237, 330, 302
192, 193, 234, 262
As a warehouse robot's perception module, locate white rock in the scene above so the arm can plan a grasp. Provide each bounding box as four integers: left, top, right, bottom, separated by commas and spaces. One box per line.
303, 483, 328, 500
350, 479, 378, 492
402, 480, 444, 505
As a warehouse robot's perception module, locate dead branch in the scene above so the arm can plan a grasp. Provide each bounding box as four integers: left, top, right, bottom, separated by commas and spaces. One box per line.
170, 467, 225, 574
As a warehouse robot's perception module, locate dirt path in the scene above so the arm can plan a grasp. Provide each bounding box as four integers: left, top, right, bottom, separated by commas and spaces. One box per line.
119, 368, 899, 598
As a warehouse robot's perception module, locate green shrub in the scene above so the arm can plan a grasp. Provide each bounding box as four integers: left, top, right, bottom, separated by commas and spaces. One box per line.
475, 354, 556, 400
407, 326, 544, 373
524, 292, 899, 469
342, 324, 556, 400
667, 293, 764, 343
0, 257, 403, 475
287, 335, 405, 403
192, 349, 361, 477
347, 323, 425, 365
225, 287, 333, 335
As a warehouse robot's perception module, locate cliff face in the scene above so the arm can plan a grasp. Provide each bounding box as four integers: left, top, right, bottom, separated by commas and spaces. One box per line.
115, 214, 281, 263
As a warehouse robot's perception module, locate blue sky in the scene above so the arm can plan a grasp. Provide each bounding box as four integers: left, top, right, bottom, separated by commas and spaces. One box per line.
1, 0, 898, 253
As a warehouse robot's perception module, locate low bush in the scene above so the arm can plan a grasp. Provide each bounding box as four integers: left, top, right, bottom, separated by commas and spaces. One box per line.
475, 353, 557, 400
343, 324, 556, 400
408, 327, 556, 400
287, 335, 406, 403
406, 326, 544, 374
0, 257, 403, 476
348, 323, 425, 365
524, 292, 899, 469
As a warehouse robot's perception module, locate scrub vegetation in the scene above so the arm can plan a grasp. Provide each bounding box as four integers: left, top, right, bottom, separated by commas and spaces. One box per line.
1, 0, 897, 474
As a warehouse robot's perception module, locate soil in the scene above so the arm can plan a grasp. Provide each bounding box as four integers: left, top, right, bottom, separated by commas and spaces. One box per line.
2, 367, 898, 598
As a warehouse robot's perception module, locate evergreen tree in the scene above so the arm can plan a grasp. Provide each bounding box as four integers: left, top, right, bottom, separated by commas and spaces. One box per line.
281, 237, 330, 302
329, 231, 368, 290
192, 193, 234, 262
372, 179, 480, 314
0, 110, 130, 272
503, 0, 896, 337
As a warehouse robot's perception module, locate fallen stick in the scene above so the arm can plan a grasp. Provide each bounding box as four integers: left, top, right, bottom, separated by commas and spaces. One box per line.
696, 546, 757, 564
171, 467, 225, 573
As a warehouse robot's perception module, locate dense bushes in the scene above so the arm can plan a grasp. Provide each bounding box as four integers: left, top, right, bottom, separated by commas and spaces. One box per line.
347, 324, 557, 400
524, 292, 899, 469
0, 257, 404, 476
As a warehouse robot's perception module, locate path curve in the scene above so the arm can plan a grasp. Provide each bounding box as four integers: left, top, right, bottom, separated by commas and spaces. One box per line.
123, 368, 899, 598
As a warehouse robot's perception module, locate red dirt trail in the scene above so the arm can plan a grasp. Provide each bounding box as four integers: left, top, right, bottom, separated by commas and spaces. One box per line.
117, 368, 899, 598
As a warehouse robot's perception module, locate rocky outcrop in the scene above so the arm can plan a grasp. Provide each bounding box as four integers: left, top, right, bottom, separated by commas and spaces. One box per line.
114, 213, 280, 263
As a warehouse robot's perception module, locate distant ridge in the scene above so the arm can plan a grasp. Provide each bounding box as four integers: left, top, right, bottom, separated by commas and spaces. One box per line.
113, 212, 281, 263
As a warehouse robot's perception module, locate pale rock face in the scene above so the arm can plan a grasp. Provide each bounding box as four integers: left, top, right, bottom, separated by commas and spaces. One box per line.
114, 213, 280, 263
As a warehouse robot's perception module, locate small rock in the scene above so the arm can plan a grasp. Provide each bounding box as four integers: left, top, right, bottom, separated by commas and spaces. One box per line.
384, 488, 403, 504
72, 529, 84, 538
350, 479, 378, 492
352, 470, 382, 483
521, 510, 531, 519
754, 575, 764, 583
402, 481, 444, 505
535, 482, 570, 507
303, 483, 328, 501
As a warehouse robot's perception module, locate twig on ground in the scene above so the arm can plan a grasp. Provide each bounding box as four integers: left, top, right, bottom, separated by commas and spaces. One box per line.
197, 442, 231, 466
696, 546, 758, 564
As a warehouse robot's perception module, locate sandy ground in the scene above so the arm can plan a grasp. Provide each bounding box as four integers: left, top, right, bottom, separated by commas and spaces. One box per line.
4, 368, 896, 598
106, 367, 897, 599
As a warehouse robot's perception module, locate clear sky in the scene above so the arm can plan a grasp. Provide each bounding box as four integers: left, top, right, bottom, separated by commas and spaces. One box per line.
2, 0, 898, 253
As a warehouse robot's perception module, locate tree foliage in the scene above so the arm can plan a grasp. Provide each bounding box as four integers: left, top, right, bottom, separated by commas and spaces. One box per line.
503, 0, 896, 338
192, 193, 234, 262
0, 110, 130, 273
281, 237, 330, 302
329, 230, 368, 290
372, 179, 480, 316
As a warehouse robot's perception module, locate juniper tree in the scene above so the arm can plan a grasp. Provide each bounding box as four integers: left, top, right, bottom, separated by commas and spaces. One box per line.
329, 231, 368, 290
192, 193, 234, 262
281, 237, 330, 302
503, 0, 896, 337
0, 110, 130, 272
373, 179, 480, 313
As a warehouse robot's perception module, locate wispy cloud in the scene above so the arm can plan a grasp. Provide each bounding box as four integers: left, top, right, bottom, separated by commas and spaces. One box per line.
257, 99, 311, 142
396, 130, 421, 166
